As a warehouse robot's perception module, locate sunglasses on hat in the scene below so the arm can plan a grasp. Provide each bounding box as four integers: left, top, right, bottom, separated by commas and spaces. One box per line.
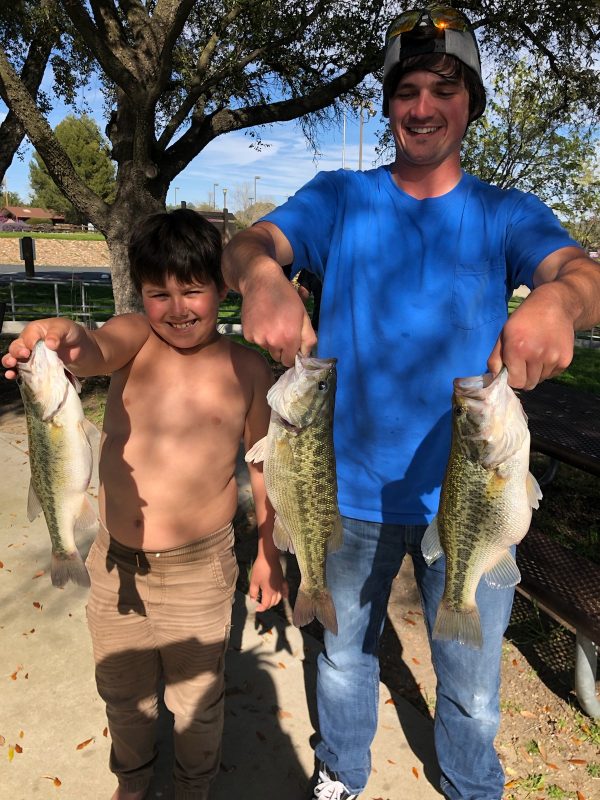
386, 5, 471, 43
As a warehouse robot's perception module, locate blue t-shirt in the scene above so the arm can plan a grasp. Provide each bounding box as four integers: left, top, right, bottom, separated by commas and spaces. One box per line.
262, 167, 578, 524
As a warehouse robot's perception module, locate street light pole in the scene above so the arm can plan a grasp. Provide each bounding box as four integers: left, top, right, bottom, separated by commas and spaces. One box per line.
254, 175, 261, 203
213, 182, 219, 209
223, 188, 228, 209
174, 186, 180, 207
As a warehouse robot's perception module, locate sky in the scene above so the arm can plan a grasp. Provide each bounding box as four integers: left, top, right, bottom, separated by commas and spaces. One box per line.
0, 78, 385, 213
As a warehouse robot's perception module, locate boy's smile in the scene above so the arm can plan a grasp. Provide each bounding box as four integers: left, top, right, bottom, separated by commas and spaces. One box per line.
141, 275, 227, 349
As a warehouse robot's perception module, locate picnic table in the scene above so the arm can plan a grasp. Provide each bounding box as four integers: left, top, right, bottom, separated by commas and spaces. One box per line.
516, 380, 600, 718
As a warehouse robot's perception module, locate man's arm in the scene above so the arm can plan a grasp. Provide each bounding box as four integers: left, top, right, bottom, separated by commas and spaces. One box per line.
488, 246, 600, 389
222, 221, 317, 365
2, 314, 150, 379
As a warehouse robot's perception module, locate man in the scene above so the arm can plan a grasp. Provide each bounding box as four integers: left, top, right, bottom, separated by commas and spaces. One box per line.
222, 6, 600, 799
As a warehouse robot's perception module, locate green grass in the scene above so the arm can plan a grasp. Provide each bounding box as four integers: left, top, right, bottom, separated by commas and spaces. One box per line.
0, 280, 115, 321
0, 231, 105, 241
551, 347, 600, 394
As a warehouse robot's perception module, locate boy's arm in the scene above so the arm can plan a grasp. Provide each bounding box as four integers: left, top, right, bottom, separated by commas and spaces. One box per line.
2, 314, 150, 379
243, 351, 288, 612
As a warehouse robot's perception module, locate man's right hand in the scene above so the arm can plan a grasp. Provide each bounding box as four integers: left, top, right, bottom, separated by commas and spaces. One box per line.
241, 267, 317, 366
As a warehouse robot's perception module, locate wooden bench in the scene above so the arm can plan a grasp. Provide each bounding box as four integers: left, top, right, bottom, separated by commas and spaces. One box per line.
513, 382, 600, 717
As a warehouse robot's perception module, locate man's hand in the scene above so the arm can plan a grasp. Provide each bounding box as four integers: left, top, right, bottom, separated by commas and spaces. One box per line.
488, 290, 575, 390
241, 268, 317, 366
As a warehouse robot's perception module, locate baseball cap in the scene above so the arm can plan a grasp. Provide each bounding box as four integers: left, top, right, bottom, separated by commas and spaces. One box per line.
382, 5, 485, 120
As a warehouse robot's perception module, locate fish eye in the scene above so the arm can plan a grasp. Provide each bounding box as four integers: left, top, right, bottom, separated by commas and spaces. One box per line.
318, 380, 328, 391
454, 405, 465, 416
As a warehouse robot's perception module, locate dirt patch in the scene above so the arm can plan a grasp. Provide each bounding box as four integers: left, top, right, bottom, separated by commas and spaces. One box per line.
1, 357, 598, 800
0, 238, 109, 268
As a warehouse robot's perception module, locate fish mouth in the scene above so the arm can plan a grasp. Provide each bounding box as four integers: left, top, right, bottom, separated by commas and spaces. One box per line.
453, 366, 507, 398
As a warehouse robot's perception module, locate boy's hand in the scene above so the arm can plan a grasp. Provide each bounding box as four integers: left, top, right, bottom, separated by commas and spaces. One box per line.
249, 553, 289, 612
2, 318, 85, 380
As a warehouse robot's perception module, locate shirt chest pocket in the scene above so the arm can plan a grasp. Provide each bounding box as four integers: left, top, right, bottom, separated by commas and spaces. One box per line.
451, 261, 507, 330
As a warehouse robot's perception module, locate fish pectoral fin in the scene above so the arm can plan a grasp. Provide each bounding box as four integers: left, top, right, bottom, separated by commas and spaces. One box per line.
26, 482, 43, 521
484, 550, 521, 589
245, 436, 267, 464
272, 514, 295, 553
421, 516, 444, 566
81, 417, 101, 449
74, 494, 98, 531
327, 515, 344, 553
526, 471, 543, 509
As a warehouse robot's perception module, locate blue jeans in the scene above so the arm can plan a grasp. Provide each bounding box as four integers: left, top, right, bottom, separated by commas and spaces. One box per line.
314, 517, 514, 799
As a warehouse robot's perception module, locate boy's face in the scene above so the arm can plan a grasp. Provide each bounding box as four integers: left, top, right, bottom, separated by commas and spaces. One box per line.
388, 69, 469, 172
141, 274, 227, 349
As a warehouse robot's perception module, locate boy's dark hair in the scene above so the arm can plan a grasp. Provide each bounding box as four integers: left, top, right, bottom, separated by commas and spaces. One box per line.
383, 52, 486, 123
128, 208, 225, 293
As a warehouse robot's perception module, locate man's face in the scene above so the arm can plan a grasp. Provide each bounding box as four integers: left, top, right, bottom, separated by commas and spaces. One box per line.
388, 69, 470, 172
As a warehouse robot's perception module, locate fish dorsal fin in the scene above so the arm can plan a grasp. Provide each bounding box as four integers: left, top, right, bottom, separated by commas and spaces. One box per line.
526, 471, 543, 510
421, 516, 444, 566
484, 550, 521, 589
245, 436, 267, 464
272, 514, 295, 554
27, 482, 43, 521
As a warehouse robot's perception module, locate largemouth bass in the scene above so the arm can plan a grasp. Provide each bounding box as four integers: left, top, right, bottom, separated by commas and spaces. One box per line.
421, 367, 542, 648
246, 353, 341, 633
17, 341, 98, 587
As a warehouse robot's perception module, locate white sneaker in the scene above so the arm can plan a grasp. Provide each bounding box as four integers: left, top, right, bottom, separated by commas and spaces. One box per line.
312, 764, 358, 800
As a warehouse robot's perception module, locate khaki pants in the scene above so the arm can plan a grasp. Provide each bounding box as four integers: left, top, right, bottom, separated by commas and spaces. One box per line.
85, 522, 238, 800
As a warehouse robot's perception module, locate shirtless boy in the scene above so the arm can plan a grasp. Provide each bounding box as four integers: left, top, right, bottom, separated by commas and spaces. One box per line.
3, 208, 287, 800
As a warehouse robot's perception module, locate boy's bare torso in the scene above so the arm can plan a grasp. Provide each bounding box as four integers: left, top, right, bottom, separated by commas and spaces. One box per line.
99, 330, 256, 550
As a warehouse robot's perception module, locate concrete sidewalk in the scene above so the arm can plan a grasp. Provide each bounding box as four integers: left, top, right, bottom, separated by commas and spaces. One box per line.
0, 428, 442, 799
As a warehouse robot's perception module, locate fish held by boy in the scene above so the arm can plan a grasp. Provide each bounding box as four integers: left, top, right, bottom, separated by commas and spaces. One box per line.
421, 366, 542, 649
17, 341, 98, 588
246, 353, 341, 634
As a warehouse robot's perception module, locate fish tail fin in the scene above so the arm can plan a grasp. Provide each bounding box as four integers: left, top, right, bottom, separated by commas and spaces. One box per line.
51, 550, 91, 588
433, 600, 482, 649
292, 587, 338, 635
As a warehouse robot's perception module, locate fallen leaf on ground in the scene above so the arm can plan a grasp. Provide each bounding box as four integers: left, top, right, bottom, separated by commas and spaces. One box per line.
33, 601, 42, 610
568, 759, 587, 765
32, 570, 45, 579
8, 745, 14, 762
545, 762, 559, 770
102, 728, 108, 737
277, 662, 286, 669
0, 735, 5, 746
385, 698, 395, 705
412, 658, 421, 665
43, 776, 62, 786
14, 744, 22, 753
577, 791, 586, 800
519, 710, 536, 719
412, 766, 419, 779
76, 738, 94, 750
